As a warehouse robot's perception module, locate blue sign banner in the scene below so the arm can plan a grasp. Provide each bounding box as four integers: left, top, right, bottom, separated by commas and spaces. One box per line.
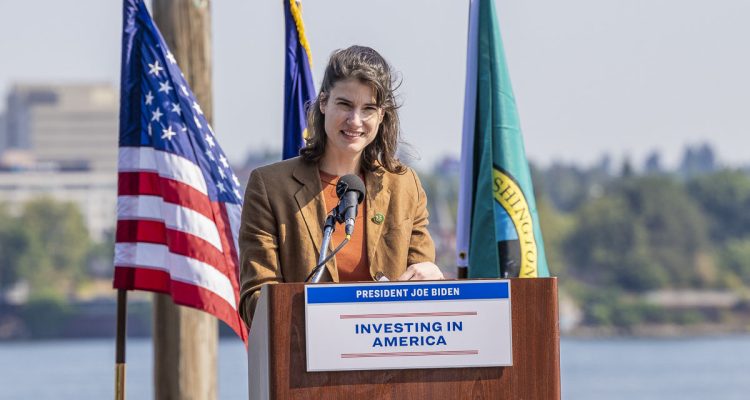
306, 281, 509, 304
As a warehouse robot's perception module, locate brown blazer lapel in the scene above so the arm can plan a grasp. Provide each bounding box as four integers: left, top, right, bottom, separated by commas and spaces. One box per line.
292, 162, 326, 259
365, 168, 391, 272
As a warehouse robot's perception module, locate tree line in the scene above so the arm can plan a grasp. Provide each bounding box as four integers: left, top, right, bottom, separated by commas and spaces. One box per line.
0, 198, 101, 301
531, 150, 750, 330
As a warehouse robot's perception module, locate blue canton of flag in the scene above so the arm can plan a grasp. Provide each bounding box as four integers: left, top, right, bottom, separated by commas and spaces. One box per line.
114, 0, 247, 342
282, 0, 316, 159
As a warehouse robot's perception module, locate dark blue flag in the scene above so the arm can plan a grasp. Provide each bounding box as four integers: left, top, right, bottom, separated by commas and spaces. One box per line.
282, 0, 316, 159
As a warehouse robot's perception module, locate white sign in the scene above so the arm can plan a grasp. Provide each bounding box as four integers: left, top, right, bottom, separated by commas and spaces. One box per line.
304, 280, 512, 371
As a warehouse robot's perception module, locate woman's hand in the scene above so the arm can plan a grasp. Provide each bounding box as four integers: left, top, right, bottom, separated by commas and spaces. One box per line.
398, 262, 444, 281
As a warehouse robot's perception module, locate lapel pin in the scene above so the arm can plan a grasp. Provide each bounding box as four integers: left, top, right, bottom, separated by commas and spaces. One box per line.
371, 213, 384, 225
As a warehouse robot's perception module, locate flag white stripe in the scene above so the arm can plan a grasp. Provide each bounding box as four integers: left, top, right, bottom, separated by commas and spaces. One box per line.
118, 146, 208, 195
118, 195, 223, 252
114, 242, 237, 309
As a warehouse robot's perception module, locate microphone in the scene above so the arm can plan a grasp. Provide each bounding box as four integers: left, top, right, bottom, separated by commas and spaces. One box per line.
305, 174, 365, 283
335, 174, 366, 236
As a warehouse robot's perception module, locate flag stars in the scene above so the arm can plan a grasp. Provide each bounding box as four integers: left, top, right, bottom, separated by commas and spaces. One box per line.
151, 108, 163, 122
217, 182, 226, 193
181, 85, 189, 95
158, 80, 173, 94
194, 116, 202, 128
205, 149, 215, 161
219, 155, 229, 169
205, 134, 215, 148
233, 188, 241, 199
144, 91, 154, 105
148, 60, 164, 76
192, 101, 203, 115
170, 102, 182, 115
166, 51, 177, 64
218, 167, 226, 179
232, 174, 240, 187
161, 125, 177, 140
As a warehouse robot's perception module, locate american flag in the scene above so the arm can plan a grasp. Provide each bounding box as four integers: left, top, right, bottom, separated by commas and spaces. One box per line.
114, 0, 247, 342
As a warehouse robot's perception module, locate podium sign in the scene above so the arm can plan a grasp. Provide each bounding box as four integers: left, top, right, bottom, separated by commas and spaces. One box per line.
304, 280, 512, 372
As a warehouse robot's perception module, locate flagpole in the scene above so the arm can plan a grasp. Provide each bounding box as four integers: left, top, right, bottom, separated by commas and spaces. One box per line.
151, 2, 218, 398
456, 0, 480, 279
115, 289, 127, 400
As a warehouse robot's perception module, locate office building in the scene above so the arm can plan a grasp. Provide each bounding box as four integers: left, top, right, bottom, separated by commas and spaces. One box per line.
5, 83, 118, 171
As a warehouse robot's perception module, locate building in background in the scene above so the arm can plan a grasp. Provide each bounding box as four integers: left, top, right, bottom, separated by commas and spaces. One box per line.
0, 83, 118, 240
4, 83, 118, 171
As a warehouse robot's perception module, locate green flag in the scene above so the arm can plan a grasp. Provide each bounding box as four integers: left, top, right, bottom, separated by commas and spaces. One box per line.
457, 0, 550, 278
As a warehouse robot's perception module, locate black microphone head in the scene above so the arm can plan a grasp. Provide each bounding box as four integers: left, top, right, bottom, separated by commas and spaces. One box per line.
336, 174, 366, 204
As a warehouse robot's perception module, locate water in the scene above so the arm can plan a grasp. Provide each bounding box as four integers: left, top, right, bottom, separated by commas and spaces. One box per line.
1, 336, 748, 399
0, 338, 248, 399
562, 336, 750, 400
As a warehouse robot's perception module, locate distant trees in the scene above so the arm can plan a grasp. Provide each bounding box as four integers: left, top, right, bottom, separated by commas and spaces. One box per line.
0, 198, 92, 300
718, 238, 750, 288
532, 157, 610, 213
686, 170, 750, 288
0, 205, 25, 292
643, 151, 663, 175
687, 170, 750, 242
565, 176, 709, 292
527, 144, 750, 329
679, 143, 717, 178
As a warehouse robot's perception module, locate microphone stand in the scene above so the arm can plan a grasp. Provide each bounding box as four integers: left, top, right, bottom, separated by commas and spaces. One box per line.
309, 213, 337, 283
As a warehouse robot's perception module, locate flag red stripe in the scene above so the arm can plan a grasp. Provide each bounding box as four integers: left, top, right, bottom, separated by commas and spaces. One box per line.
115, 219, 236, 279
170, 279, 246, 341
118, 171, 214, 219
116, 219, 166, 244
212, 202, 241, 293
113, 267, 247, 341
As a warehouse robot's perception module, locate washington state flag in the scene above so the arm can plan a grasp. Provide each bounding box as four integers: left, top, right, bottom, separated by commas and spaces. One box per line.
456, 0, 550, 278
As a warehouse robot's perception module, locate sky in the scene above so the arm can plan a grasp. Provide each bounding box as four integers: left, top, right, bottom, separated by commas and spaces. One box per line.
1, 0, 749, 170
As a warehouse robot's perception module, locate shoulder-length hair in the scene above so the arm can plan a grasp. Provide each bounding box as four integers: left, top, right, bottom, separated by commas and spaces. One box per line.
300, 45, 405, 174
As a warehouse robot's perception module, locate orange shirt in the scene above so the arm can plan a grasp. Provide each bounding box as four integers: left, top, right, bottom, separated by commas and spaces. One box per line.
319, 170, 371, 282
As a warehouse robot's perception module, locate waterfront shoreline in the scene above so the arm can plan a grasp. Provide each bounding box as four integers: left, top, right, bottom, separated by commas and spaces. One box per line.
568, 323, 750, 338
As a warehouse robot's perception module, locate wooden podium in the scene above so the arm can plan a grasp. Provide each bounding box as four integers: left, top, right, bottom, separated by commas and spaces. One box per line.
247, 278, 560, 399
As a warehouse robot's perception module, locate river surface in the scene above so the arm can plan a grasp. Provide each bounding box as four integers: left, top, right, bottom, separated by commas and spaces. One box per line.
1, 335, 748, 399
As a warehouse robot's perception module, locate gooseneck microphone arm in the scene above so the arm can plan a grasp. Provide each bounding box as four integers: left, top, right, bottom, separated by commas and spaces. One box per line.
307, 213, 338, 283
306, 174, 366, 284
306, 238, 349, 282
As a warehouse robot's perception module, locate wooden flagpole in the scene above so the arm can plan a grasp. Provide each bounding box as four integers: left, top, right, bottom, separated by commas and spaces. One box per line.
151, 1, 217, 399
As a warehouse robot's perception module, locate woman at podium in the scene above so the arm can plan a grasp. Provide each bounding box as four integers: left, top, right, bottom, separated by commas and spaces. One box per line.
238, 45, 443, 325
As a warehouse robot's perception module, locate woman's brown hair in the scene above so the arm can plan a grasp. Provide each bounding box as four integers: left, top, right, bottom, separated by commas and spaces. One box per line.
300, 45, 405, 174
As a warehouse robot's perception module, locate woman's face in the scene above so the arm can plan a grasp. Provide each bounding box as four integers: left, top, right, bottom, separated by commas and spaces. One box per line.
320, 78, 383, 161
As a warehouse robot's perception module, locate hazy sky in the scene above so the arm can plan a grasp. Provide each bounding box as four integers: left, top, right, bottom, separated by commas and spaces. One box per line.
1, 0, 749, 170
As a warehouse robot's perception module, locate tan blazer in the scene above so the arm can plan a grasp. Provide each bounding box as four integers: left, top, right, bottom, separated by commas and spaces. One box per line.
238, 157, 435, 324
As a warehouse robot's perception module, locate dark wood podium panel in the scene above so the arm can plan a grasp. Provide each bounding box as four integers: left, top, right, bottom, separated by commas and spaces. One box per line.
260, 278, 560, 399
